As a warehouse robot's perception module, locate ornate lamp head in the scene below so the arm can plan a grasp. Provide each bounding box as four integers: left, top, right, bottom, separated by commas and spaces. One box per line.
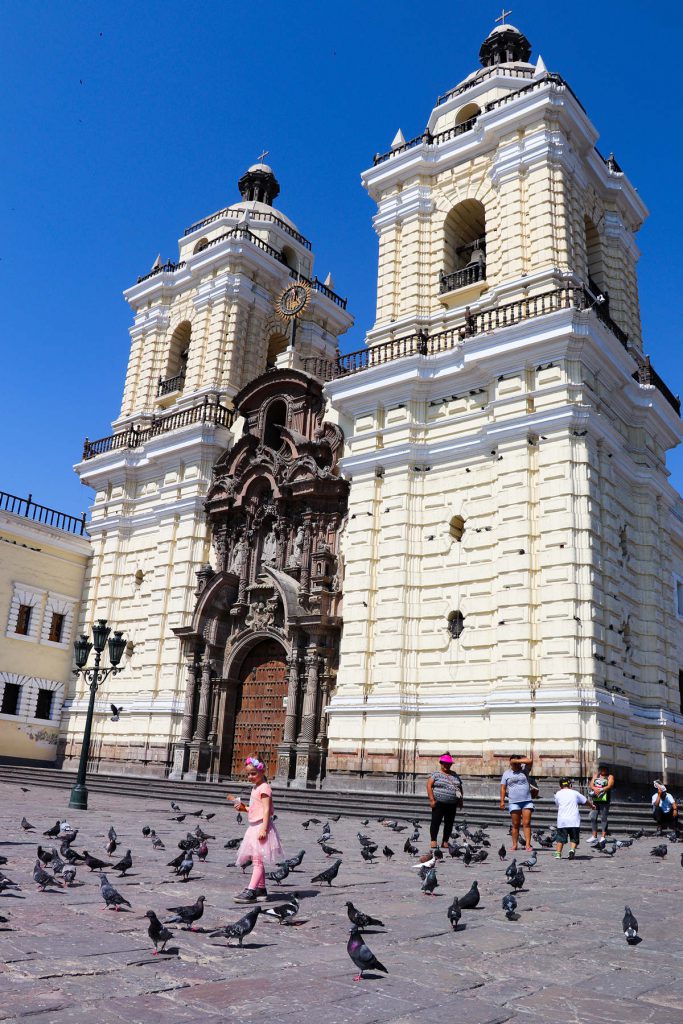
91, 619, 111, 653
108, 631, 126, 667
74, 634, 93, 669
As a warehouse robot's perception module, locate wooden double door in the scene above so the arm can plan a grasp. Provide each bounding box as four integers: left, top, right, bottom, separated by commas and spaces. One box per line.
228, 641, 288, 779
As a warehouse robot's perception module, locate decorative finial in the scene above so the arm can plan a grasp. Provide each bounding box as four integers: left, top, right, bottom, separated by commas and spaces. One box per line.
257, 149, 269, 164
495, 7, 512, 25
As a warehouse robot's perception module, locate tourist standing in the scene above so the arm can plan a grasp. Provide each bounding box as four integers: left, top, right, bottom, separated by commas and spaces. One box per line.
500, 754, 536, 852
553, 777, 595, 858
228, 755, 284, 903
427, 753, 463, 849
587, 765, 615, 844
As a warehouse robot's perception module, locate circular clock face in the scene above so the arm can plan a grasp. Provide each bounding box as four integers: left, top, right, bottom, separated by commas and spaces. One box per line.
277, 283, 310, 319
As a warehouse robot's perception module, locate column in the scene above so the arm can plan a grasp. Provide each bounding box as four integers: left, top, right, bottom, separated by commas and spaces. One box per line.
169, 651, 198, 779
194, 659, 212, 741
293, 638, 321, 786
277, 650, 301, 782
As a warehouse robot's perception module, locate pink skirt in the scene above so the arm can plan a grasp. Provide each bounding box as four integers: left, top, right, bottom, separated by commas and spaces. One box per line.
236, 820, 284, 866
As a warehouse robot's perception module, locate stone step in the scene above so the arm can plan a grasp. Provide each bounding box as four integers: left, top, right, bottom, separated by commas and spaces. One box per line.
0, 763, 659, 831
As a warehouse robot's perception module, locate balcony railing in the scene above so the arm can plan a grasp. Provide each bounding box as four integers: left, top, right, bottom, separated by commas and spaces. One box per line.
439, 263, 485, 294
0, 490, 87, 536
633, 357, 681, 416
300, 356, 340, 381
436, 64, 537, 106
290, 271, 348, 309
374, 116, 477, 166
184, 205, 312, 250
82, 397, 236, 461
137, 259, 186, 284
158, 372, 185, 396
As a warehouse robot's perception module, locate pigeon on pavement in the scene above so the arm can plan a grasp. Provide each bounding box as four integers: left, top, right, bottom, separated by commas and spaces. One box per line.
498, 844, 506, 860
421, 867, 439, 896
320, 843, 343, 857
145, 910, 174, 954
165, 895, 206, 931
383, 846, 394, 861
176, 851, 194, 881
61, 866, 76, 887
267, 863, 289, 886
361, 847, 377, 863
209, 907, 261, 946
43, 820, 61, 838
83, 852, 112, 872
505, 858, 517, 878
311, 859, 341, 886
347, 926, 388, 981
447, 897, 461, 930
33, 860, 58, 890
21, 817, 35, 831
502, 893, 518, 920
521, 851, 537, 870
622, 906, 639, 944
507, 868, 525, 891
650, 844, 668, 858
112, 850, 132, 876
457, 881, 480, 910
99, 872, 131, 911
282, 850, 305, 870
346, 902, 384, 929
263, 895, 300, 925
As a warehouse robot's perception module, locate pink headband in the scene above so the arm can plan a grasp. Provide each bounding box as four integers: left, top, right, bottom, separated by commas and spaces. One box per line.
245, 757, 264, 773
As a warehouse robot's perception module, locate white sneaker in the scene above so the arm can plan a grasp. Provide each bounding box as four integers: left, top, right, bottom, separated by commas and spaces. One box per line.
587, 837, 598, 845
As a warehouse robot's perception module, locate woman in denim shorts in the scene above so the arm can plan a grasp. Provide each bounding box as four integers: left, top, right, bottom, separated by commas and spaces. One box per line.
500, 754, 536, 852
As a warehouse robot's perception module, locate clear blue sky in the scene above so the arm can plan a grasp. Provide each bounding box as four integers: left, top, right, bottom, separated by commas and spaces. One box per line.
1, 1, 680, 518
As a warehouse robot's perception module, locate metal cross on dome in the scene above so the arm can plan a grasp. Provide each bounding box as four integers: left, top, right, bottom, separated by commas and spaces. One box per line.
495, 8, 512, 24
257, 149, 269, 163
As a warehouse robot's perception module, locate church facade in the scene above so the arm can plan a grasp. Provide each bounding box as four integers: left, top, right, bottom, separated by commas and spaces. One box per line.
61, 21, 683, 790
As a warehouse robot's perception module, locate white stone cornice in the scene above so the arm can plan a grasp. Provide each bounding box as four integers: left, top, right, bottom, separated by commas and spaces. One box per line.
602, 211, 641, 261
129, 307, 171, 338
372, 185, 434, 233
0, 511, 91, 556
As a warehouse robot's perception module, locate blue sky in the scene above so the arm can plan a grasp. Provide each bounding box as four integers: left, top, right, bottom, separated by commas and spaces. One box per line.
0, 1, 680, 517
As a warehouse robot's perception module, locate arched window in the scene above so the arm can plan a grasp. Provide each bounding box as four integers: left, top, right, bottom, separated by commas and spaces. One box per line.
193, 237, 209, 254
449, 514, 465, 541
263, 400, 287, 450
584, 216, 606, 297
440, 199, 486, 294
281, 245, 298, 273
159, 321, 191, 395
447, 610, 465, 639
266, 332, 288, 370
454, 103, 480, 128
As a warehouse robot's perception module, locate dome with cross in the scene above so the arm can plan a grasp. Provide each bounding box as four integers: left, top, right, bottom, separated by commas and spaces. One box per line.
479, 11, 532, 67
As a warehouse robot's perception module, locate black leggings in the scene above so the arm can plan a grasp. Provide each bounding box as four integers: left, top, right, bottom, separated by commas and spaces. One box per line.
430, 802, 457, 844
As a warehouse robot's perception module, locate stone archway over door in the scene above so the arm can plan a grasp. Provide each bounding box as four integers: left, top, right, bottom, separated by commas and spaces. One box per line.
230, 641, 288, 779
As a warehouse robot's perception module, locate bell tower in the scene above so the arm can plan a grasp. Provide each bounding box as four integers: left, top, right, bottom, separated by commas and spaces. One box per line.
61, 165, 353, 776
325, 22, 682, 791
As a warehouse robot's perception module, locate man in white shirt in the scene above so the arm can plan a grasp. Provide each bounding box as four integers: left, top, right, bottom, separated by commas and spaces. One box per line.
554, 778, 596, 859
652, 782, 678, 834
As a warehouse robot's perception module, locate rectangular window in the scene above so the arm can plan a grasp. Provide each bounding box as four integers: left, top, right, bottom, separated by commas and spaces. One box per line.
15, 604, 32, 636
1, 683, 20, 715
48, 612, 65, 644
35, 689, 54, 720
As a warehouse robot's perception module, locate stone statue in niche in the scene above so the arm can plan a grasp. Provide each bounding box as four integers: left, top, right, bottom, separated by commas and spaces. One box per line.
229, 533, 247, 573
262, 527, 277, 565
288, 525, 304, 567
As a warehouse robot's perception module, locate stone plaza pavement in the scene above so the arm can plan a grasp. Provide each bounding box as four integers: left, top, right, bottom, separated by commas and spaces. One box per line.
0, 779, 681, 1024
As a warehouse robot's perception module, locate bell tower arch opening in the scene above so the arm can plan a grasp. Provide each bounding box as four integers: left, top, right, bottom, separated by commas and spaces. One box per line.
441, 199, 486, 293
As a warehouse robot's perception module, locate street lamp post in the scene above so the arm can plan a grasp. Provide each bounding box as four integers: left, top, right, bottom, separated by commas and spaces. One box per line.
68, 619, 126, 810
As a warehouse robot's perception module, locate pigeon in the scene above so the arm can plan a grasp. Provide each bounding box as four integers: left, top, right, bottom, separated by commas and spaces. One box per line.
266, 863, 289, 886
502, 893, 518, 920
447, 897, 461, 930
404, 839, 419, 856
50, 855, 65, 876
37, 845, 55, 866
61, 845, 83, 863
521, 851, 537, 870
236, 812, 243, 824
301, 818, 321, 829
168, 852, 185, 870
347, 926, 388, 981
413, 852, 437, 871
650, 844, 668, 858
145, 910, 174, 954
311, 859, 341, 886
0, 872, 21, 891
320, 843, 343, 857
110, 703, 124, 721
615, 839, 633, 849
172, 814, 187, 823
187, 809, 203, 818
176, 852, 194, 881
508, 869, 525, 891
263, 895, 300, 925
622, 906, 639, 944
194, 827, 215, 841
462, 846, 473, 866
282, 850, 305, 871
505, 858, 518, 879
361, 819, 370, 826
105, 837, 118, 856
0, 856, 7, 866
83, 851, 111, 872
107, 826, 118, 842
209, 906, 261, 946
152, 837, 165, 850
43, 820, 61, 838
630, 828, 645, 840
165, 895, 206, 931
382, 846, 394, 861
197, 841, 209, 862
33, 860, 58, 890
421, 867, 439, 896
457, 881, 480, 910
346, 902, 384, 929
224, 838, 241, 849
498, 844, 506, 861
98, 872, 131, 911
361, 847, 377, 863
61, 866, 76, 887
59, 828, 78, 847
21, 817, 35, 831
170, 801, 181, 812
472, 849, 488, 863
142, 826, 151, 838
112, 850, 132, 876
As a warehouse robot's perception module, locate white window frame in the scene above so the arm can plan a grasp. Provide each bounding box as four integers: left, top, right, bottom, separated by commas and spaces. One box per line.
0, 672, 64, 725
5, 583, 45, 644
40, 591, 77, 650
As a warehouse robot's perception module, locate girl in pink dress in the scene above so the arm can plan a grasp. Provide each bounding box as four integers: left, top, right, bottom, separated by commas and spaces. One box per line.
228, 756, 284, 903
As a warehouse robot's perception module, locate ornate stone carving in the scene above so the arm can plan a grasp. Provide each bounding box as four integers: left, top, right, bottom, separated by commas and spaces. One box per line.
244, 596, 278, 630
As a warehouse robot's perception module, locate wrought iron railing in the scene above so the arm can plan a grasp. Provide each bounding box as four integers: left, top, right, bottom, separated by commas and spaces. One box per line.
373, 116, 477, 166
290, 271, 348, 309
184, 206, 312, 250
0, 491, 87, 536
158, 372, 185, 396
633, 357, 681, 416
82, 397, 235, 461
439, 263, 485, 294
300, 356, 340, 381
436, 64, 536, 106
137, 259, 186, 284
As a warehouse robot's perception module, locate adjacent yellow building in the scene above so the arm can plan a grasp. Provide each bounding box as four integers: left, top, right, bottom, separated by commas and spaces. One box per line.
0, 492, 90, 764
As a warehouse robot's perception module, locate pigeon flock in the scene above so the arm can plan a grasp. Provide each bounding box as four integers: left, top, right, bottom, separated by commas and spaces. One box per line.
2, 789, 675, 997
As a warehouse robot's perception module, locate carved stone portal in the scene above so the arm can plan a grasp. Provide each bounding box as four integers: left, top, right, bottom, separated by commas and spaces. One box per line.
172, 368, 348, 786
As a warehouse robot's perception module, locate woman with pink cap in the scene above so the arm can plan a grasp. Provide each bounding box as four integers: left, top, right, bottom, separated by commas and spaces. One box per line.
426, 752, 463, 849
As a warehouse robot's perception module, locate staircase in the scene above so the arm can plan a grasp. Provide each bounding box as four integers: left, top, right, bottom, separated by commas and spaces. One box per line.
0, 763, 658, 832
